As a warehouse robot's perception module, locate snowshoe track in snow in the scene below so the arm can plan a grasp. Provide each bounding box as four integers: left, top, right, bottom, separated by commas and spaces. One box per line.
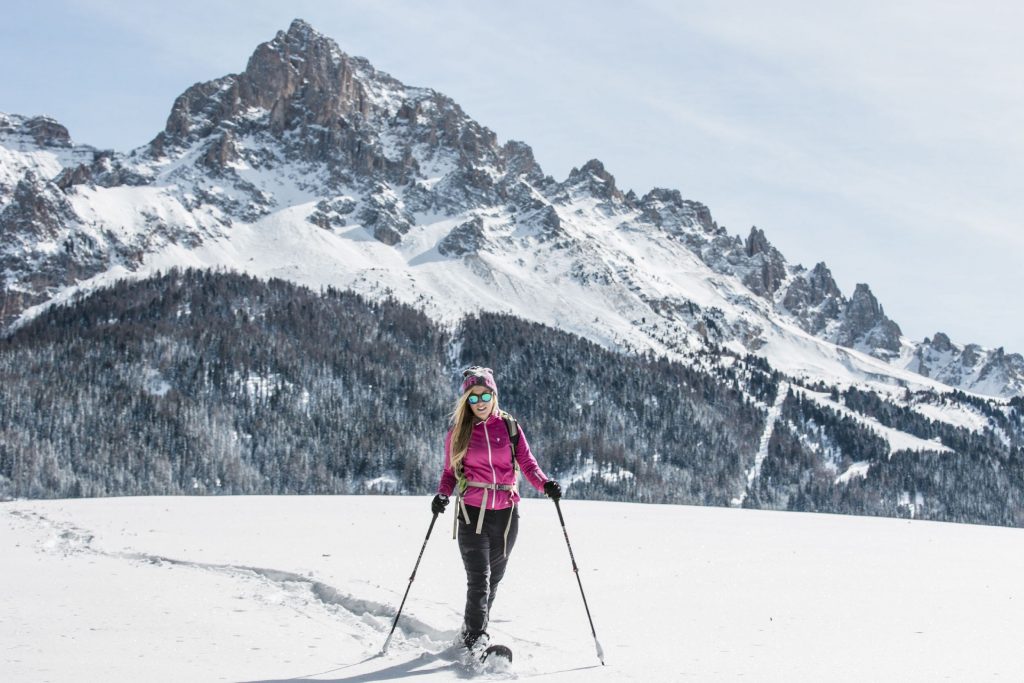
6, 508, 460, 655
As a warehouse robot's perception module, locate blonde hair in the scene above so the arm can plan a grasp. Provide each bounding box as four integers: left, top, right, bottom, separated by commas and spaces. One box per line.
449, 389, 500, 474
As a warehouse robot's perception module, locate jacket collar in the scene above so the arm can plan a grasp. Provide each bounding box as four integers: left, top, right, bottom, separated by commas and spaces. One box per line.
473, 412, 502, 427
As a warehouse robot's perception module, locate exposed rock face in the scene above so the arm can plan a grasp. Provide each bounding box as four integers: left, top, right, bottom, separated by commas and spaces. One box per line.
159, 20, 373, 148
929, 332, 954, 353
1, 171, 78, 240
0, 115, 123, 328
668, 220, 792, 313
156, 20, 502, 177
357, 185, 414, 246
11, 116, 73, 148
438, 216, 486, 257
0, 172, 110, 326
910, 333, 1024, 396
54, 152, 150, 191
144, 19, 522, 241
562, 159, 624, 203
638, 188, 717, 235
741, 227, 788, 298
836, 284, 903, 356
781, 263, 844, 335
308, 197, 356, 230
1, 114, 93, 202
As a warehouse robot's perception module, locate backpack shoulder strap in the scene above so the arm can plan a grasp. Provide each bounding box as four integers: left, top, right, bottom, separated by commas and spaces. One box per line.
500, 411, 521, 496
500, 411, 521, 462
499, 411, 518, 449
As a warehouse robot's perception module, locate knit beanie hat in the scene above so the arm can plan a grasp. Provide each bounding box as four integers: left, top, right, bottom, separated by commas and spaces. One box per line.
461, 366, 497, 394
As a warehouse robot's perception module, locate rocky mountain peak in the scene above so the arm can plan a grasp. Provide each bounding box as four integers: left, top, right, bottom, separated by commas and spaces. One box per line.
242, 18, 378, 128
846, 284, 882, 317
739, 226, 788, 297
500, 140, 545, 182
638, 188, 717, 235
929, 332, 954, 353
150, 18, 511, 224
780, 262, 843, 335
160, 18, 376, 146
564, 159, 623, 201
836, 283, 903, 356
911, 331, 1024, 396
744, 226, 772, 257
0, 114, 73, 148
808, 262, 842, 299
280, 18, 318, 47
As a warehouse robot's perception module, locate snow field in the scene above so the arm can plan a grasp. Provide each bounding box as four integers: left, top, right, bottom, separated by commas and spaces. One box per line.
2, 495, 1023, 682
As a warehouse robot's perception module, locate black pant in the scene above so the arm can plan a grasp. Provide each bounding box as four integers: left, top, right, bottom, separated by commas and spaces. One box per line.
457, 503, 519, 638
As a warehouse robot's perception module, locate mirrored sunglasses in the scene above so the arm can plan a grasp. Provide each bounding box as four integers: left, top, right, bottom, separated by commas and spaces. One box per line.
468, 392, 493, 405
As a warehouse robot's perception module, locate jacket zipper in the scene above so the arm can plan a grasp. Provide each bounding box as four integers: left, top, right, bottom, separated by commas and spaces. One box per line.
484, 419, 497, 510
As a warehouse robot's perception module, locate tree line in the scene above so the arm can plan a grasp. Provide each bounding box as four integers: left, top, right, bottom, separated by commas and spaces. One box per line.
2, 268, 1022, 527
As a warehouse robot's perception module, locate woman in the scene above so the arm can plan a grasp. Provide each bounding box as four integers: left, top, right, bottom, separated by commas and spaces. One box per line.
431, 366, 561, 655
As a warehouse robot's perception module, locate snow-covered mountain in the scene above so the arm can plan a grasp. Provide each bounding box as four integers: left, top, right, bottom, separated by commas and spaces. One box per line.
1, 19, 1022, 401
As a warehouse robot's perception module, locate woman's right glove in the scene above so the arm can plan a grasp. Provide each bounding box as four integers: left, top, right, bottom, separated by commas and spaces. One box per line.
543, 480, 562, 501
431, 494, 449, 514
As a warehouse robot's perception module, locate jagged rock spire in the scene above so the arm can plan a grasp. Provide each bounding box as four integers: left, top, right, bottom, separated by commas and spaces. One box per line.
565, 159, 623, 201
742, 226, 787, 297
161, 18, 373, 144
836, 283, 903, 355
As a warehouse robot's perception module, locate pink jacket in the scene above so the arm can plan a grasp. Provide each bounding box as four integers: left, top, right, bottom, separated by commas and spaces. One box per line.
437, 413, 549, 509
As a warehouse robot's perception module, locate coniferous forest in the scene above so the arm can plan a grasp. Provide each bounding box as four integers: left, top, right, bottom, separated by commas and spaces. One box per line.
1, 269, 1022, 526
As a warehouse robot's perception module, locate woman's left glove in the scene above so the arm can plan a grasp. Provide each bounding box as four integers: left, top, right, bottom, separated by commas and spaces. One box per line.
543, 480, 562, 501
431, 494, 450, 514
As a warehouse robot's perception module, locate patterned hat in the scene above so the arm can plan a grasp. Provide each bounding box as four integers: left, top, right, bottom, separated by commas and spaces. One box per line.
461, 366, 497, 394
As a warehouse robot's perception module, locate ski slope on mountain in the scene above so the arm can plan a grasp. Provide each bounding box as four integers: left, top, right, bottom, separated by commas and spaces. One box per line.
3, 496, 1022, 682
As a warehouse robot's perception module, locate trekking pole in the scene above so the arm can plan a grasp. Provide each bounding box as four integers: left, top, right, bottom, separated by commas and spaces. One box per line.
381, 511, 439, 654
553, 498, 605, 665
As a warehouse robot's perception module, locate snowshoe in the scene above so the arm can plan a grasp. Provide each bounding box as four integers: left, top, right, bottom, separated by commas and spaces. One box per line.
482, 644, 513, 663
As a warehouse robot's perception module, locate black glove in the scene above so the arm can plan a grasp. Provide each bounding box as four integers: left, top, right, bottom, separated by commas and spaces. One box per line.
431, 494, 449, 514
543, 480, 562, 501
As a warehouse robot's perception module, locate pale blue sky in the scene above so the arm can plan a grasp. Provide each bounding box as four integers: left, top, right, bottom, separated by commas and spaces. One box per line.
3, 0, 1022, 353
